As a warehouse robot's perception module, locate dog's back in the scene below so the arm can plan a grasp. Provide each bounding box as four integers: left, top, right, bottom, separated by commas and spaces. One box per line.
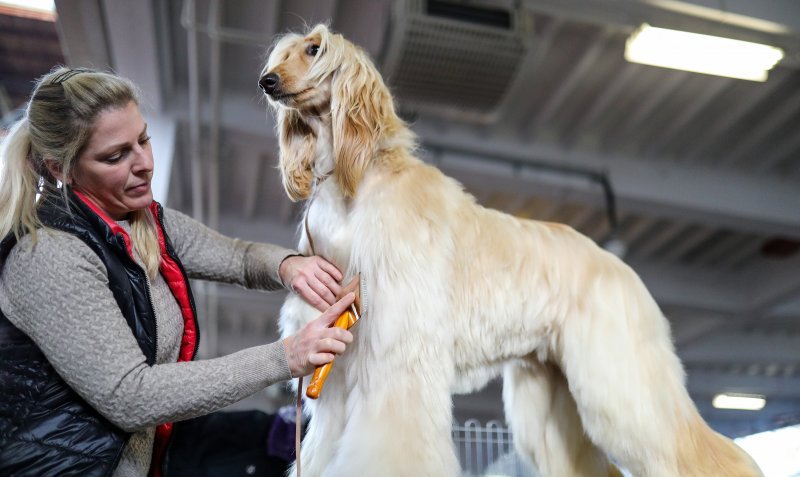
342, 148, 762, 476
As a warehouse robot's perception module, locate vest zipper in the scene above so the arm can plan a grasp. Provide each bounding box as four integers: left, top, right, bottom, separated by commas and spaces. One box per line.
142, 267, 158, 363
120, 231, 159, 365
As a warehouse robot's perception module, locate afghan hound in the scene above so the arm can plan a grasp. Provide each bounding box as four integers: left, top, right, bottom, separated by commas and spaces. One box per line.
259, 24, 763, 477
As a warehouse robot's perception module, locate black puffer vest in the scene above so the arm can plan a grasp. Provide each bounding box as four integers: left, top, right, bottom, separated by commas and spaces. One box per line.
0, 189, 199, 477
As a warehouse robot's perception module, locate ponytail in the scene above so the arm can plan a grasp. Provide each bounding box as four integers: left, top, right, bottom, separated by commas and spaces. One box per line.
0, 118, 43, 242
130, 208, 161, 279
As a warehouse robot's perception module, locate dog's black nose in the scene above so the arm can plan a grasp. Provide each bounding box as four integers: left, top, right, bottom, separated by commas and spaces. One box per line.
259, 73, 279, 95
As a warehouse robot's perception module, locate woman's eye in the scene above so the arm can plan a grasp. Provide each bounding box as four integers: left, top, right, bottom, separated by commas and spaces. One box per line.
305, 44, 319, 56
105, 149, 129, 163
139, 135, 151, 145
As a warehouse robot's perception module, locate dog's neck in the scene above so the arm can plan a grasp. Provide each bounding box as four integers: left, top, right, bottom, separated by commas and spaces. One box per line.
301, 111, 335, 182
302, 156, 352, 268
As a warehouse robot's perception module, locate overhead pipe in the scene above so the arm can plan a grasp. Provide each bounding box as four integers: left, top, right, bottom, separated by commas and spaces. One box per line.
180, 0, 230, 356
205, 0, 223, 357
180, 0, 209, 355
181, 0, 204, 224
208, 0, 221, 232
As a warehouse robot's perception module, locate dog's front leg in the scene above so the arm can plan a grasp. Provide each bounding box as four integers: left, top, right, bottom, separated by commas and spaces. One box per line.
279, 294, 349, 477
323, 367, 458, 477
290, 371, 350, 477
319, 274, 460, 477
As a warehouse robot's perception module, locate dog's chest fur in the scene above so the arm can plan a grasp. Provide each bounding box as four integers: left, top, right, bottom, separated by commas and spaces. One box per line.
303, 181, 354, 270
302, 117, 355, 271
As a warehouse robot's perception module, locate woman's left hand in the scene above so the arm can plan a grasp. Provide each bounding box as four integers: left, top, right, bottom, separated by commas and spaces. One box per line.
279, 255, 344, 311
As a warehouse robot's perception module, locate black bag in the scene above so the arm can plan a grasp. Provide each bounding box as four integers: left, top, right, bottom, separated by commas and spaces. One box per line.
165, 410, 292, 477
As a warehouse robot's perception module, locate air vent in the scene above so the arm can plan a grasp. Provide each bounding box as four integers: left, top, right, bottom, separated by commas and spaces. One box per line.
382, 0, 534, 123
427, 0, 511, 29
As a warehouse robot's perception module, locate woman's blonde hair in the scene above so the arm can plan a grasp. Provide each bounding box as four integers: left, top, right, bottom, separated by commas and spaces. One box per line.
0, 67, 161, 278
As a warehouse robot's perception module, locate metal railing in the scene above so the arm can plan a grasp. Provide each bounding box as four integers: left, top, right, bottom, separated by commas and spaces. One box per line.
452, 419, 539, 477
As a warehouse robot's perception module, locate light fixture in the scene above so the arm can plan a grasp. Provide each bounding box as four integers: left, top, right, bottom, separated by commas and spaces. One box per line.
625, 24, 784, 82
0, 0, 55, 20
0, 0, 54, 11
712, 393, 766, 411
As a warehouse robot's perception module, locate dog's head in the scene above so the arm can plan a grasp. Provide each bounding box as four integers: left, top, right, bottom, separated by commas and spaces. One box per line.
260, 24, 403, 201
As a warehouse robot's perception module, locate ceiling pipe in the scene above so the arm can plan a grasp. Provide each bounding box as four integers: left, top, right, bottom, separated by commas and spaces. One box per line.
179, 0, 229, 357
208, 0, 221, 233
204, 0, 223, 358
182, 14, 269, 47
180, 0, 204, 224
180, 0, 210, 355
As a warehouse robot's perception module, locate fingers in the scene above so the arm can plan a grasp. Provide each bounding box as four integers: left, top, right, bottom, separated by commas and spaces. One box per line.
308, 257, 343, 305
289, 328, 353, 376
318, 293, 355, 326
320, 259, 343, 281
314, 335, 348, 355
316, 258, 343, 283
284, 256, 345, 311
307, 273, 339, 309
309, 331, 352, 367
308, 352, 335, 367
291, 280, 328, 312
284, 296, 355, 377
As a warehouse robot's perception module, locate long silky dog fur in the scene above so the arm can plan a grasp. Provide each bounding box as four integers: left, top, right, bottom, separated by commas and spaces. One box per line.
261, 24, 763, 477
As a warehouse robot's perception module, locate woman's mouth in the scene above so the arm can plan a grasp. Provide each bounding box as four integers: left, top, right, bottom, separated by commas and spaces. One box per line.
127, 182, 151, 194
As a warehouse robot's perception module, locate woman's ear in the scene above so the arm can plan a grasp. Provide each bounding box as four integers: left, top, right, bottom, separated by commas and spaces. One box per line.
42, 159, 68, 184
277, 107, 316, 201
330, 44, 390, 198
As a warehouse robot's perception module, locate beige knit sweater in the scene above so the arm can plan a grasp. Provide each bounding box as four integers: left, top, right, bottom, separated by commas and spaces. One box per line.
0, 207, 297, 476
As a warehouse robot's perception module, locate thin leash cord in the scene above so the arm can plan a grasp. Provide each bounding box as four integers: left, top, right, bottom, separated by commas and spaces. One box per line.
295, 376, 303, 477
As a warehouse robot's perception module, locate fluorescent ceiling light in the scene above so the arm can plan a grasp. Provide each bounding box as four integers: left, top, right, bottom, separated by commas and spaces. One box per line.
625, 24, 783, 82
712, 393, 766, 411
0, 0, 54, 12
0, 0, 55, 20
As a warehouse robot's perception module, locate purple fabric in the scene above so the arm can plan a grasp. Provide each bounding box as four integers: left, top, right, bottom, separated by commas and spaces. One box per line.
267, 405, 298, 461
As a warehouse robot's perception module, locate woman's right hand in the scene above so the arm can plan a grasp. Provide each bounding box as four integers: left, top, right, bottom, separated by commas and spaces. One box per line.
282, 293, 355, 377
279, 255, 343, 312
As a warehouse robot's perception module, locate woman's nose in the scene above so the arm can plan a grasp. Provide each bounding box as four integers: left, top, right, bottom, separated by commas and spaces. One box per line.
132, 146, 154, 172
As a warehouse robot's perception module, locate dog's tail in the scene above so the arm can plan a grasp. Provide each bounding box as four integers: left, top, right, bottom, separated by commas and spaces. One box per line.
676, 411, 764, 477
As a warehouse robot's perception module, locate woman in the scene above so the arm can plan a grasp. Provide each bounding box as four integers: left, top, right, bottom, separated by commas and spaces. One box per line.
0, 67, 353, 477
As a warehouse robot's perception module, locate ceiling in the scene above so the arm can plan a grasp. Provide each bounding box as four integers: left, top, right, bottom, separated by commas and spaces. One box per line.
0, 5, 61, 118
5, 0, 800, 438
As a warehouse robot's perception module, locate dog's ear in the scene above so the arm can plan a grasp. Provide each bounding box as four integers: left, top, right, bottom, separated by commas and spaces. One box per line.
277, 107, 315, 201
330, 42, 393, 198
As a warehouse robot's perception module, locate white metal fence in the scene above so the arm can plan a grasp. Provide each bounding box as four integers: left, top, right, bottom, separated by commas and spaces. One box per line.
452, 419, 539, 477
452, 418, 800, 477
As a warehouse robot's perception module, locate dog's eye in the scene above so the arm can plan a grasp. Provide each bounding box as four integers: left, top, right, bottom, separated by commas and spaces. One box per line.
305, 44, 320, 57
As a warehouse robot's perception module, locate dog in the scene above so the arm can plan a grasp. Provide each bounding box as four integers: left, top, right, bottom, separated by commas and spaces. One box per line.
259, 24, 763, 477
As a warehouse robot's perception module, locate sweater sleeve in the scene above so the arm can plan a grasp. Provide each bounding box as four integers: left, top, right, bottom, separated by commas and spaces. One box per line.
0, 230, 292, 432
161, 207, 300, 291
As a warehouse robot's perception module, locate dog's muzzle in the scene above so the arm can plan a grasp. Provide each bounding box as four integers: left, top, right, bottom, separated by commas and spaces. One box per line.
258, 72, 280, 96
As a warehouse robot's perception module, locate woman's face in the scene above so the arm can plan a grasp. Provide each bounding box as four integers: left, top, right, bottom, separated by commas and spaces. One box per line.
71, 100, 154, 220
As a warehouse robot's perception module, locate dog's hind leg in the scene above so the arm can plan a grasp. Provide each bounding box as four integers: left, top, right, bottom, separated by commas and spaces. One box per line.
503, 360, 622, 477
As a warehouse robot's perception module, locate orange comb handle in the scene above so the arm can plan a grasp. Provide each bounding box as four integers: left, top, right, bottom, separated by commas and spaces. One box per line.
305, 308, 358, 399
